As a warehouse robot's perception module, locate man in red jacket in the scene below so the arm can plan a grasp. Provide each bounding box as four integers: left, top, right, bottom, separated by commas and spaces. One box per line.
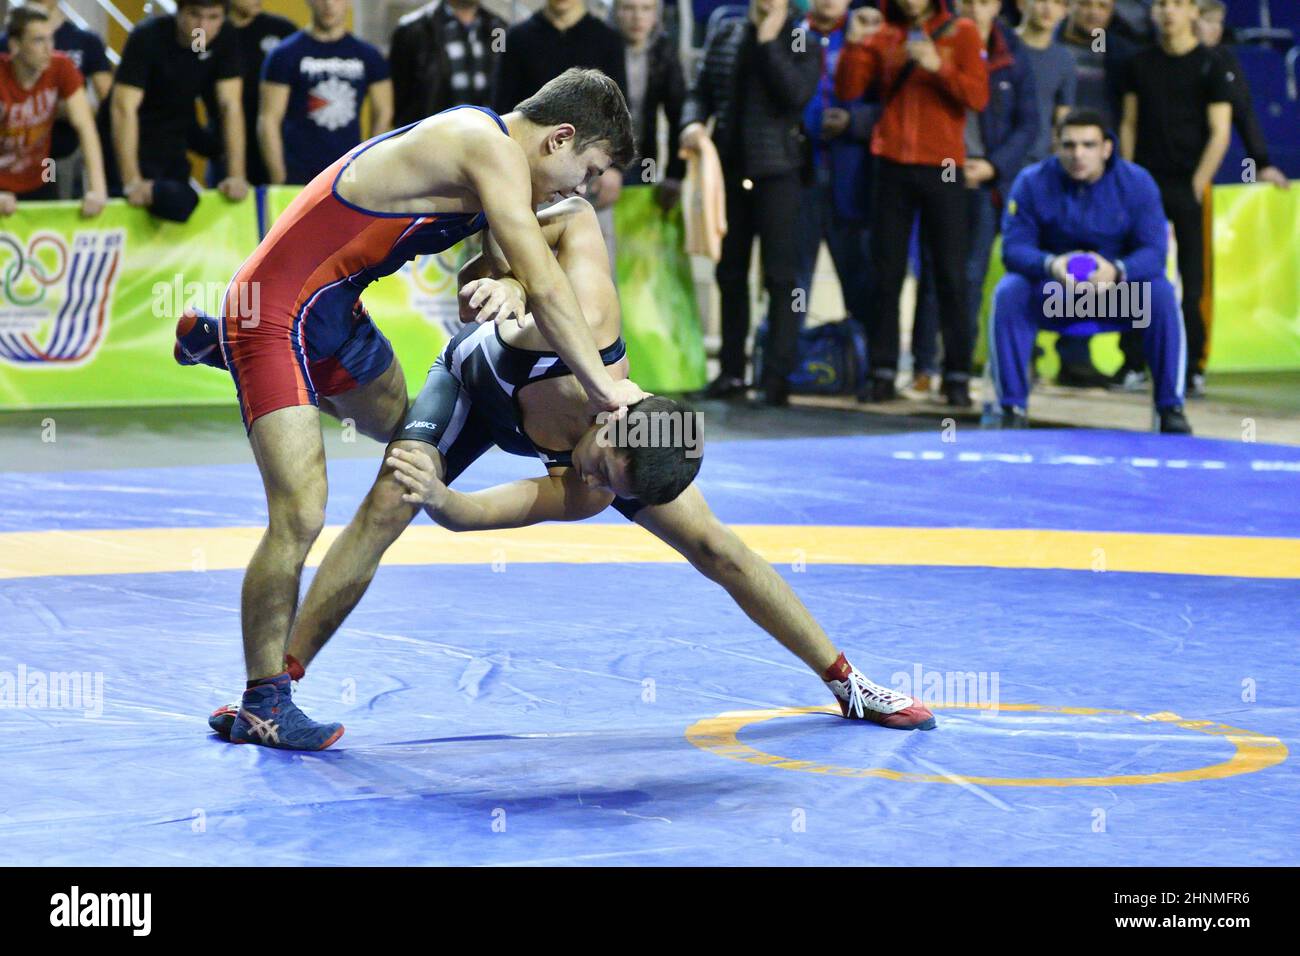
836, 0, 987, 406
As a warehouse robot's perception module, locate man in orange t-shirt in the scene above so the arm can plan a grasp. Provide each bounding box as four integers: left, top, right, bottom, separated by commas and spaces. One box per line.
0, 6, 106, 216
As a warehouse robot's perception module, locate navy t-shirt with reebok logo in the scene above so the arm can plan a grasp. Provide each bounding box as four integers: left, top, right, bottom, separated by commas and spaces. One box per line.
262, 30, 389, 185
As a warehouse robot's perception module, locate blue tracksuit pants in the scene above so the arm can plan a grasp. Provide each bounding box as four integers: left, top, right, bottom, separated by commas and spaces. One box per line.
989, 273, 1186, 410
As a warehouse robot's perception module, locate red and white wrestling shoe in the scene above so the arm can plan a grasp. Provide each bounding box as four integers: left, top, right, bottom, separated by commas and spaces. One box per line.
823, 654, 936, 730
207, 701, 239, 740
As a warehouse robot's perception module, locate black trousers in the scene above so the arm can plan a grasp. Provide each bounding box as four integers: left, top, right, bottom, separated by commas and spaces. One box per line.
870, 159, 972, 381
1121, 174, 1205, 376
716, 170, 803, 384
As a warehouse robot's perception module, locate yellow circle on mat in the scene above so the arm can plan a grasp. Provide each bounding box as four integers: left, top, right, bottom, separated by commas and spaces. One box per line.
684, 703, 1289, 787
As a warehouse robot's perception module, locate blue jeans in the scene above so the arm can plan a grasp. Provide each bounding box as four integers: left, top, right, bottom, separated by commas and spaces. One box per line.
913, 184, 998, 375
795, 163, 872, 330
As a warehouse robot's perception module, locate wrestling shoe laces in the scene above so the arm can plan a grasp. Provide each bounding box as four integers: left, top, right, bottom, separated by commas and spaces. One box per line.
820, 654, 935, 729
229, 673, 343, 751
829, 669, 913, 719
207, 680, 298, 741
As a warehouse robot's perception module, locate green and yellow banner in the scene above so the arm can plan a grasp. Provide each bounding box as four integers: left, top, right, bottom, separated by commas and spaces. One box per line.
1209, 184, 1300, 371
0, 185, 708, 411
0, 193, 255, 409
614, 185, 708, 394
0, 183, 1293, 412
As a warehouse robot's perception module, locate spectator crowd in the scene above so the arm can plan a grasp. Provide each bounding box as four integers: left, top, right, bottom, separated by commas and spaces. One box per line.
1, 0, 1293, 430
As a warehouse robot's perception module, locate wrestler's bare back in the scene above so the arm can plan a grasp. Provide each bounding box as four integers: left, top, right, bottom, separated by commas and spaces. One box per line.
336, 109, 505, 217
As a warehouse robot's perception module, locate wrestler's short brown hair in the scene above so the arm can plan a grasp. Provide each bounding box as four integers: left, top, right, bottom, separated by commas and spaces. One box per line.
514, 68, 636, 169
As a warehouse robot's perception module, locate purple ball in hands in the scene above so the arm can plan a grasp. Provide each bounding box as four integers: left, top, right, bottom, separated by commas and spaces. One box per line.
1067, 254, 1097, 283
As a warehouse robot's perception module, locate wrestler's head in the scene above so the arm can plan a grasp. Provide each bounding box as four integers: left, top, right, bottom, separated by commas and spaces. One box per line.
573, 396, 703, 505
513, 68, 636, 206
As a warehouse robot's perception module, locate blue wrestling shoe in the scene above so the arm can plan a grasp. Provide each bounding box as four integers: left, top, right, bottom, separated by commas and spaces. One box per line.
229, 674, 344, 750
174, 308, 228, 369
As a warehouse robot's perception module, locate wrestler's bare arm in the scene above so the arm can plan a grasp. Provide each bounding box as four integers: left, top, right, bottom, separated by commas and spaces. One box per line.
460, 199, 619, 336
386, 448, 612, 531
453, 121, 626, 410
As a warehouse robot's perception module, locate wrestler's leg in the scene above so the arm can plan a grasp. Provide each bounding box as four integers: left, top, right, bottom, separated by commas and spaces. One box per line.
630, 484, 935, 729
631, 484, 840, 673
221, 403, 345, 750
243, 405, 329, 679
316, 338, 409, 443
285, 438, 436, 669
287, 359, 489, 670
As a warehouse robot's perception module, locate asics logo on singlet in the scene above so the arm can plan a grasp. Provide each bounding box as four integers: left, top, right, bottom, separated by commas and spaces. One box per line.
406, 420, 440, 431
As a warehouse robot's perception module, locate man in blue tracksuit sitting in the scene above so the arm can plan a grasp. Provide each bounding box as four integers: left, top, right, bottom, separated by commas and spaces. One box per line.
987, 108, 1191, 434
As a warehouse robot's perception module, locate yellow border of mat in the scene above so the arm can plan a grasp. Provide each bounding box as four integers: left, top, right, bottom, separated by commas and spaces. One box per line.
684, 704, 1290, 787
1, 524, 1298, 580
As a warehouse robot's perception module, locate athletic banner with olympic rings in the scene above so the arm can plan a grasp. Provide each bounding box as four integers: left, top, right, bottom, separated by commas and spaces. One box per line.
0, 193, 258, 410
0, 229, 122, 366
0, 185, 711, 412
0, 188, 471, 413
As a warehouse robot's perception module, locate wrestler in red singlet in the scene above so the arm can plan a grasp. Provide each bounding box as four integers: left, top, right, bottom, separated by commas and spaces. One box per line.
219, 106, 506, 430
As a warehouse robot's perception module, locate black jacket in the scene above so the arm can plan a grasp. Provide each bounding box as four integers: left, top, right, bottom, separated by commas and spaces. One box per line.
680, 15, 821, 180
389, 1, 507, 127
624, 32, 688, 186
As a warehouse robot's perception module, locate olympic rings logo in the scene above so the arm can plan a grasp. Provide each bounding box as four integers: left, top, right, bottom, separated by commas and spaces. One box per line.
406, 251, 461, 296
0, 233, 69, 306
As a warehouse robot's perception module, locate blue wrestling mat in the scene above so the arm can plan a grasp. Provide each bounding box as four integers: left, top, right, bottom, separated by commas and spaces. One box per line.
1, 430, 1297, 865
